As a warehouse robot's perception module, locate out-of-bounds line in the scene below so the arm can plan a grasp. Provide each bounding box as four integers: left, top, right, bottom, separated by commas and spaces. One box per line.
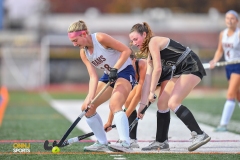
0, 151, 239, 155
1, 139, 240, 143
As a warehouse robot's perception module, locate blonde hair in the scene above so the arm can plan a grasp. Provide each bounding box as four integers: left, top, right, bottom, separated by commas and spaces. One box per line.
130, 22, 154, 56
68, 20, 89, 34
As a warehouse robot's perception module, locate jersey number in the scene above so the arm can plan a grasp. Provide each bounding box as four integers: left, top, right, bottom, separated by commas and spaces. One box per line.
100, 64, 112, 71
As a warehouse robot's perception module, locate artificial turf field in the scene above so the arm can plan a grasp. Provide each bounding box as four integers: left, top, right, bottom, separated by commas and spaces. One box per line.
0, 89, 240, 160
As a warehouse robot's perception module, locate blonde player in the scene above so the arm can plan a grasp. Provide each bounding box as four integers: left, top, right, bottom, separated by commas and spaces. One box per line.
68, 20, 135, 152
209, 10, 240, 132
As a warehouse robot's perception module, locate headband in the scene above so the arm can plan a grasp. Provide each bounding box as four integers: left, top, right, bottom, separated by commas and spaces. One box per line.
68, 30, 86, 38
226, 10, 238, 19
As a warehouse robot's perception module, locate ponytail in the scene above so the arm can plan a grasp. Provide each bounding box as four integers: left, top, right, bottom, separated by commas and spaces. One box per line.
141, 22, 153, 55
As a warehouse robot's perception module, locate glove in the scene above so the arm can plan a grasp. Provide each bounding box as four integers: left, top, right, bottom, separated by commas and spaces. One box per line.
109, 68, 118, 83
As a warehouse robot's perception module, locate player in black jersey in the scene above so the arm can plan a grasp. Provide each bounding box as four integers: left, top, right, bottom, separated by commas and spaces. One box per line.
129, 22, 211, 152
104, 51, 171, 148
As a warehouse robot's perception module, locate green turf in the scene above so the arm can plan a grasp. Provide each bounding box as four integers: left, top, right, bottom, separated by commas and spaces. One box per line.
0, 90, 239, 159
184, 98, 240, 122
49, 92, 87, 100
0, 143, 239, 160
0, 91, 86, 140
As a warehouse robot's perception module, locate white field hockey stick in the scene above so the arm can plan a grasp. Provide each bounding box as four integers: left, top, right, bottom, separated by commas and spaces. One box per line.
203, 59, 240, 69
44, 82, 111, 150
51, 125, 116, 148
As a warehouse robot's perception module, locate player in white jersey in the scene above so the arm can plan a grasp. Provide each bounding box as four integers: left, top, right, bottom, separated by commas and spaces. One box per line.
68, 20, 135, 152
209, 10, 240, 132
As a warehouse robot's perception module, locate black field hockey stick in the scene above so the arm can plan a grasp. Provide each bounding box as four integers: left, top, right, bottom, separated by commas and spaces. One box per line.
50, 124, 117, 148
44, 82, 111, 150
129, 95, 156, 132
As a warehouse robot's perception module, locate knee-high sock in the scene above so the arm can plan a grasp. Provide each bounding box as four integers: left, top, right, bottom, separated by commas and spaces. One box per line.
86, 113, 108, 144
175, 105, 203, 134
128, 110, 138, 140
156, 110, 170, 142
114, 111, 130, 144
220, 100, 235, 126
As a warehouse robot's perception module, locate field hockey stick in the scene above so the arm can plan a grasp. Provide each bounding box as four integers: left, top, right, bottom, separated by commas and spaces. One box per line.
50, 124, 117, 148
203, 59, 240, 69
129, 95, 156, 132
44, 82, 111, 150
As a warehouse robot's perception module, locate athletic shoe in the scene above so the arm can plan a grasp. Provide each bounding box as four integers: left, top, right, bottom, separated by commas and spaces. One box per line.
108, 140, 133, 152
83, 141, 109, 152
130, 139, 140, 148
141, 140, 170, 151
214, 125, 227, 132
188, 131, 211, 152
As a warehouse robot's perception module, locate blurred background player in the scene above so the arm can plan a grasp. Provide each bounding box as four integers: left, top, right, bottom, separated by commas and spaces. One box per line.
104, 51, 171, 148
68, 20, 135, 152
129, 22, 211, 152
209, 10, 240, 132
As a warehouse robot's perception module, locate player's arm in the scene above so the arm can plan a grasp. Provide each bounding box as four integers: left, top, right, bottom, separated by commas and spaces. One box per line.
80, 49, 98, 105
138, 56, 153, 118
148, 37, 163, 101
96, 33, 131, 69
125, 59, 147, 117
104, 111, 114, 132
209, 31, 224, 69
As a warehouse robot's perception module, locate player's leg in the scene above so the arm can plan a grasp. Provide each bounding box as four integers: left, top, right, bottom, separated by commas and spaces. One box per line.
215, 73, 240, 131
84, 81, 113, 152
128, 109, 139, 148
169, 74, 210, 152
108, 77, 133, 152
237, 87, 240, 108
108, 65, 135, 152
124, 86, 140, 148
142, 80, 173, 151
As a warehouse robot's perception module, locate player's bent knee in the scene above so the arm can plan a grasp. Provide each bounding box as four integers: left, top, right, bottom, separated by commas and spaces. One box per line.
226, 93, 236, 100
168, 100, 181, 111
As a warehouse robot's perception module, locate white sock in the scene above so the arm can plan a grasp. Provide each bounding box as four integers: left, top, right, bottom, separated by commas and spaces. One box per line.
158, 109, 170, 113
220, 100, 236, 126
86, 113, 108, 144
114, 111, 130, 145
173, 105, 181, 113
238, 102, 240, 108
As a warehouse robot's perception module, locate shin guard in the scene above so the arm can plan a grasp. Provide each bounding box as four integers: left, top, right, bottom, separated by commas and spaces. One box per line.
175, 105, 203, 134
156, 111, 170, 142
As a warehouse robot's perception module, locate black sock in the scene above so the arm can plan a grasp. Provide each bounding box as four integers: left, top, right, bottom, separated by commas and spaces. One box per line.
128, 110, 138, 140
175, 105, 203, 134
156, 111, 170, 142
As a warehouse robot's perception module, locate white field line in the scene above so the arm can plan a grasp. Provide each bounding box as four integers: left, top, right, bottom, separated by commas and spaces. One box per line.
50, 99, 240, 153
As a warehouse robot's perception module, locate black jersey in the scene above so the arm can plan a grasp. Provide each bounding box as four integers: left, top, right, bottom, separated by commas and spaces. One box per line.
134, 59, 171, 86
160, 39, 187, 66
159, 39, 206, 78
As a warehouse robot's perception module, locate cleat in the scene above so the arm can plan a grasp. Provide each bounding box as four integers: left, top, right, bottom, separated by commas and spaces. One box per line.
214, 125, 228, 132
83, 141, 109, 152
130, 139, 140, 148
108, 140, 133, 152
188, 131, 211, 152
142, 140, 170, 151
